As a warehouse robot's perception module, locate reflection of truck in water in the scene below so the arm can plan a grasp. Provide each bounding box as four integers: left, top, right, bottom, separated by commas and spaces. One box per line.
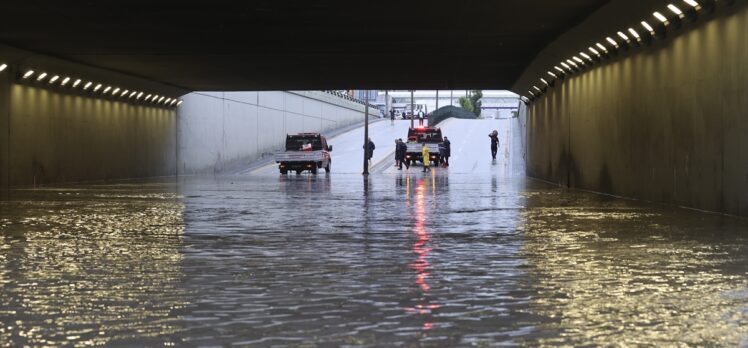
274, 133, 332, 174
405, 126, 442, 166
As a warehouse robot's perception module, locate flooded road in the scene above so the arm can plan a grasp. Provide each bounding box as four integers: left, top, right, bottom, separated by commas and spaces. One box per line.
0, 172, 747, 346
1, 119, 747, 346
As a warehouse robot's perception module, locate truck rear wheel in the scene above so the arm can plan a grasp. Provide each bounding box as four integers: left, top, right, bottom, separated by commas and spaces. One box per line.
311, 166, 318, 174
280, 168, 288, 175
325, 161, 331, 173
296, 169, 302, 175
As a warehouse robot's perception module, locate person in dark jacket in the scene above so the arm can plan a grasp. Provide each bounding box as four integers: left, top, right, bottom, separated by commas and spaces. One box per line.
489, 130, 499, 160
442, 136, 451, 166
395, 139, 407, 170
390, 109, 395, 125
364, 137, 375, 163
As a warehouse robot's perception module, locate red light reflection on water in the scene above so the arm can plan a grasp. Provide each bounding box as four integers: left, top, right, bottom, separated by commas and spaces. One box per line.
404, 178, 441, 330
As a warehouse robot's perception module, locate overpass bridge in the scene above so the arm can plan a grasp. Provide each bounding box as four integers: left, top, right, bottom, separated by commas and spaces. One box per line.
0, 1, 747, 346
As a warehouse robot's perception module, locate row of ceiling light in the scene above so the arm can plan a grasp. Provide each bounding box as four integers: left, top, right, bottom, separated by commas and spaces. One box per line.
520, 0, 734, 104
0, 62, 182, 108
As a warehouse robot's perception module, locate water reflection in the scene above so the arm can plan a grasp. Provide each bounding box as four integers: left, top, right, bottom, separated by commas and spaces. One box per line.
404, 178, 441, 331
0, 176, 746, 346
519, 196, 748, 346
0, 185, 187, 346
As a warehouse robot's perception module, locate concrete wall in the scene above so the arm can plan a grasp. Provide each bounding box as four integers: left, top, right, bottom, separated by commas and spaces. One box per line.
177, 91, 376, 174
523, 3, 748, 216
0, 45, 184, 188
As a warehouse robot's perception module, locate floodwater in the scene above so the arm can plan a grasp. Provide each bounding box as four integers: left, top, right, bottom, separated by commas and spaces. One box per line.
0, 119, 747, 346
0, 173, 746, 347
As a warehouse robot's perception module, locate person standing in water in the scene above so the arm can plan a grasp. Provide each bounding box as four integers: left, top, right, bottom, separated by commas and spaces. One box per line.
488, 130, 499, 160
421, 143, 431, 172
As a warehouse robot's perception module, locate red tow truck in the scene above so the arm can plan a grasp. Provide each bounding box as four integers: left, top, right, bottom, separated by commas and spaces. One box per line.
405, 126, 443, 167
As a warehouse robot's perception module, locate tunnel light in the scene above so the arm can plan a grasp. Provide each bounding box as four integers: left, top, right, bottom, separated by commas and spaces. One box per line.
48, 75, 59, 84
136, 92, 144, 99
654, 11, 669, 24
22, 70, 34, 79
573, 56, 585, 65
641, 21, 655, 33
61, 77, 71, 86
554, 66, 566, 74
560, 62, 573, 72
151, 95, 159, 103
120, 89, 129, 97
668, 4, 685, 17
595, 43, 609, 53
0, 63, 6, 72
176, 100, 183, 106
606, 37, 619, 48
589, 46, 602, 57
93, 83, 102, 92
580, 52, 594, 62
144, 94, 152, 101
129, 91, 138, 98
112, 87, 120, 95
617, 31, 631, 42
157, 96, 165, 103
36, 72, 48, 82
547, 71, 558, 79
83, 82, 92, 90
165, 98, 173, 105
170, 99, 178, 106
102, 86, 111, 94
528, 90, 536, 97
540, 78, 550, 86
683, 0, 700, 8
628, 28, 641, 39
72, 79, 81, 88
566, 59, 579, 69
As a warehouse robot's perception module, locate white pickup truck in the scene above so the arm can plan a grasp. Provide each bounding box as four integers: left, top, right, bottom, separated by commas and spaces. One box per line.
275, 133, 332, 174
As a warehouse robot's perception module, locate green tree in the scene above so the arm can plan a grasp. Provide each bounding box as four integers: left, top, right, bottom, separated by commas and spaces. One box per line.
458, 96, 474, 113
469, 90, 483, 117
458, 90, 483, 117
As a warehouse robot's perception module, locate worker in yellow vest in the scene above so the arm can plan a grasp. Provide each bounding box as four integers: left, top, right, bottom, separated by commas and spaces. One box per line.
421, 143, 431, 172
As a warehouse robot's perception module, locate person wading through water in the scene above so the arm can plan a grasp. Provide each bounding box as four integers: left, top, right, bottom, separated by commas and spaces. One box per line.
488, 130, 499, 160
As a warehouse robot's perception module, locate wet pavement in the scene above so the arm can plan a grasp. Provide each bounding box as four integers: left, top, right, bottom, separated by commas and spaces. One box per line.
0, 119, 747, 346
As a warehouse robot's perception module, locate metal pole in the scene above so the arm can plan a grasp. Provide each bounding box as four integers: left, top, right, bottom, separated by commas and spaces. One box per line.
410, 90, 414, 128
363, 92, 369, 175
450, 90, 453, 106
435, 90, 439, 110
385, 90, 389, 115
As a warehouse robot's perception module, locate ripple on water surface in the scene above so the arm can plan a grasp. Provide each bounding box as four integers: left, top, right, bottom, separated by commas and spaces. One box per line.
0, 175, 746, 346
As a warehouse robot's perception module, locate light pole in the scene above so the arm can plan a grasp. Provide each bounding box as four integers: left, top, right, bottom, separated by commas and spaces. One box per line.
363, 91, 369, 175
410, 90, 415, 128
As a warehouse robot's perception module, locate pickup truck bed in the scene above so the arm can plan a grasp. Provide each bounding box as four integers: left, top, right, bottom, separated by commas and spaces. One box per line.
275, 150, 326, 163
406, 143, 440, 154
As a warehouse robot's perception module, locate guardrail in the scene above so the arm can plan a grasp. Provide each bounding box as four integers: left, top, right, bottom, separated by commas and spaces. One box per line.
321, 90, 378, 110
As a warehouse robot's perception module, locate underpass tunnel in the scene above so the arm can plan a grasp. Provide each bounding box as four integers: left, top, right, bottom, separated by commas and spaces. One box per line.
1, 1, 748, 346
0, 0, 744, 218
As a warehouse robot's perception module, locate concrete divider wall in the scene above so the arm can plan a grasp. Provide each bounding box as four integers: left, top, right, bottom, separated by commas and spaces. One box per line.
177, 91, 377, 174
524, 3, 748, 216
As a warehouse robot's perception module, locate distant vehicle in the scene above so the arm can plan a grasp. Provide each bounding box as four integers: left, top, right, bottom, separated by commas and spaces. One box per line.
275, 133, 332, 174
402, 104, 429, 119
404, 126, 443, 166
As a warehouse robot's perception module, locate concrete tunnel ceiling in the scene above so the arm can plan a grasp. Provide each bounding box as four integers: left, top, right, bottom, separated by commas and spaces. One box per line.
0, 1, 611, 91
